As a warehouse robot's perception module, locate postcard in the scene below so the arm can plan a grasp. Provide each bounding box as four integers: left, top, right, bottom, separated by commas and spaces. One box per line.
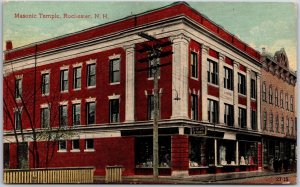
2, 0, 297, 184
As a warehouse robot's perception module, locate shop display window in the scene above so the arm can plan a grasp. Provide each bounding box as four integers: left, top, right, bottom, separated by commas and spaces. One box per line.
217, 140, 236, 165
135, 136, 171, 168
189, 137, 212, 167
239, 141, 257, 165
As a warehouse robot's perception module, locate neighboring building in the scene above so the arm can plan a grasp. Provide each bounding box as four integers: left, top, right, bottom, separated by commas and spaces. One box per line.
260, 48, 297, 169
4, 2, 282, 177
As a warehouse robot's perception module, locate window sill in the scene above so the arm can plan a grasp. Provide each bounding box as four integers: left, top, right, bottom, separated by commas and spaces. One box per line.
238, 93, 246, 97
73, 88, 81, 91
70, 149, 80, 153
60, 90, 68, 94
147, 76, 160, 81
207, 82, 219, 88
57, 150, 67, 153
110, 82, 120, 85
42, 93, 50, 97
190, 77, 199, 81
87, 86, 96, 89
84, 149, 95, 152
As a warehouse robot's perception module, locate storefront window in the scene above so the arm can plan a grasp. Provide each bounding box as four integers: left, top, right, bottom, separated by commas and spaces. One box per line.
217, 140, 236, 165
239, 141, 257, 165
189, 137, 211, 167
135, 136, 171, 168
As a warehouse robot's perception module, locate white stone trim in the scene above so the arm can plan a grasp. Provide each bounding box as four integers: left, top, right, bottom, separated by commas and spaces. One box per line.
72, 62, 83, 67
108, 53, 121, 60
40, 103, 49, 108
71, 99, 81, 104
41, 69, 50, 74
70, 149, 80, 153
207, 94, 219, 101
108, 94, 120, 100
15, 74, 23, 79
59, 101, 68, 105
86, 59, 97, 65
60, 65, 69, 70
86, 97, 96, 103
238, 104, 247, 109
110, 82, 120, 85
207, 55, 219, 62
84, 149, 95, 152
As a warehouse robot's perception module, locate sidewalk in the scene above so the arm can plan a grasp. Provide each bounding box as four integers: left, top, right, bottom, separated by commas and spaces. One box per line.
94, 170, 296, 184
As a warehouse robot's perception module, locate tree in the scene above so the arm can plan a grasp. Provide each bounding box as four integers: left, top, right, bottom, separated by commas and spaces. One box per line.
3, 45, 77, 169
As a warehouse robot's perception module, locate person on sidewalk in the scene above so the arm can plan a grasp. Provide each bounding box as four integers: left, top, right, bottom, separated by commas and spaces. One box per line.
273, 158, 278, 172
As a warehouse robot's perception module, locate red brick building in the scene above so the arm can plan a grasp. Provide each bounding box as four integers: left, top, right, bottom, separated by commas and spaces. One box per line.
260, 48, 297, 169
3, 2, 274, 176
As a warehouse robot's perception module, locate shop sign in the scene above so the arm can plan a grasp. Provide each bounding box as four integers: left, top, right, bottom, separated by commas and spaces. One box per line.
191, 126, 206, 135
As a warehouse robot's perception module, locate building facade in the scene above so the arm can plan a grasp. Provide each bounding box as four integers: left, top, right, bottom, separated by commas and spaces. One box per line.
260, 48, 297, 169
3, 2, 294, 176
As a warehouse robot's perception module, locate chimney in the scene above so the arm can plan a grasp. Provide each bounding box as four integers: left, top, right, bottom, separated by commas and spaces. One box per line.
6, 40, 13, 50
262, 47, 266, 54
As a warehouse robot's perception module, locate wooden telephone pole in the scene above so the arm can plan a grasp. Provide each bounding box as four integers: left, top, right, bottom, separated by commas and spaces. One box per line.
137, 32, 172, 181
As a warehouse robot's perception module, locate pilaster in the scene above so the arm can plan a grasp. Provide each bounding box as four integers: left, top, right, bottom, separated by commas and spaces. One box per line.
170, 34, 190, 119
201, 44, 209, 122
124, 44, 135, 122
218, 53, 225, 125
256, 73, 261, 131
246, 68, 252, 130
233, 61, 239, 127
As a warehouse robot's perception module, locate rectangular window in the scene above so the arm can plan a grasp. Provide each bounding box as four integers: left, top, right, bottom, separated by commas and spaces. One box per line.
85, 139, 94, 149
281, 117, 285, 134
285, 94, 289, 110
87, 64, 96, 87
275, 115, 279, 133
72, 139, 80, 150
224, 67, 233, 90
148, 95, 154, 120
110, 99, 119, 123
262, 82, 266, 101
72, 104, 81, 125
41, 73, 50, 95
224, 104, 234, 126
191, 52, 198, 78
59, 105, 67, 127
73, 67, 81, 89
290, 96, 294, 112
275, 89, 278, 106
238, 73, 246, 95
41, 107, 50, 128
191, 94, 198, 120
15, 79, 22, 99
58, 140, 66, 151
238, 107, 246, 128
286, 118, 289, 135
208, 99, 218, 123
251, 79, 256, 99
269, 86, 273, 104
207, 60, 218, 85
14, 110, 22, 130
149, 58, 160, 78
280, 91, 283, 108
110, 58, 120, 83
60, 69, 68, 91
87, 102, 96, 125
263, 112, 267, 130
270, 113, 274, 132
251, 110, 257, 130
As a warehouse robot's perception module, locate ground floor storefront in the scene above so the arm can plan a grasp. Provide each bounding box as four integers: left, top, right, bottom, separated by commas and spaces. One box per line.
262, 136, 296, 171
4, 125, 263, 176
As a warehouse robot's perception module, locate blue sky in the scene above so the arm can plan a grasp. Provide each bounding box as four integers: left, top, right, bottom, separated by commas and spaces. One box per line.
3, 1, 297, 71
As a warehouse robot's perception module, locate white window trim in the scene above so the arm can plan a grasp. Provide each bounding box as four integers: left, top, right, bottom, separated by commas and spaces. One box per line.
108, 54, 121, 60
110, 82, 121, 85
57, 141, 67, 153
60, 65, 69, 70
108, 94, 120, 100
40, 103, 49, 108
86, 97, 96, 102
72, 62, 82, 67
147, 76, 161, 81
86, 59, 97, 65
71, 99, 81, 104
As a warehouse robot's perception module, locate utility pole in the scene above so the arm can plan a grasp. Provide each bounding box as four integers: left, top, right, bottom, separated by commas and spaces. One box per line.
137, 32, 172, 181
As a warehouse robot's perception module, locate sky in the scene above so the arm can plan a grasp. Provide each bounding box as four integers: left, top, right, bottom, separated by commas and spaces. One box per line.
2, 0, 298, 71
